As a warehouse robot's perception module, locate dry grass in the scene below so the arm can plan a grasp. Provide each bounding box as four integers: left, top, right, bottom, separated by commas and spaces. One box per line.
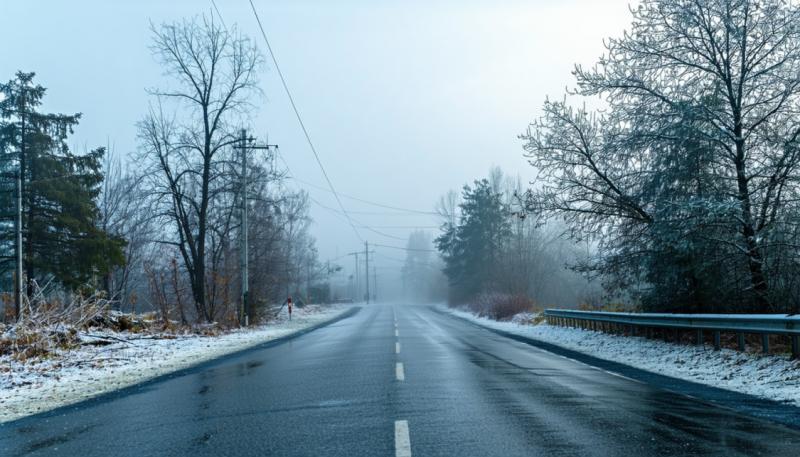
463, 292, 540, 321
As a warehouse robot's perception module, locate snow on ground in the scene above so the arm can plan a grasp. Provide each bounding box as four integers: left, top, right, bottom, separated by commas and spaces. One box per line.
445, 307, 800, 407
0, 304, 352, 423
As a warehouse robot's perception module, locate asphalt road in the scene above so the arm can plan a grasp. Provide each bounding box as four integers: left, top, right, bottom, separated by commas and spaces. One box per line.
2, 304, 800, 456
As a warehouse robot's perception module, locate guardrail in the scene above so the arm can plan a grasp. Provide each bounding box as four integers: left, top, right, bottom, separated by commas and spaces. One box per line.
544, 309, 800, 359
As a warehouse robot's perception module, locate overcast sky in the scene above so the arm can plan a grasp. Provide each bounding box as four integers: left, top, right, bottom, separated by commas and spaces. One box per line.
1, 0, 634, 287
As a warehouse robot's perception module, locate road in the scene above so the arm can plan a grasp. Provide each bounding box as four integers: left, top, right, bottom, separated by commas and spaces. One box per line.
2, 304, 800, 456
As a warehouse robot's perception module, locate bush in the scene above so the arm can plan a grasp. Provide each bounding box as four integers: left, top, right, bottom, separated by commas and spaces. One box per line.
469, 292, 537, 321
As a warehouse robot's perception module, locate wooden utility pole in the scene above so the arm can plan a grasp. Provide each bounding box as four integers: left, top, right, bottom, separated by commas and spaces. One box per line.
14, 93, 26, 320
365, 241, 370, 304
14, 168, 22, 319
232, 129, 277, 325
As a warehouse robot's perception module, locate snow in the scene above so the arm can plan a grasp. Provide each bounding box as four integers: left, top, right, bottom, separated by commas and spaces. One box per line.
445, 307, 800, 407
0, 304, 353, 423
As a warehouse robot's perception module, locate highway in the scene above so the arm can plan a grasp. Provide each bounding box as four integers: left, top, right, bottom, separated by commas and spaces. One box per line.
2, 304, 800, 456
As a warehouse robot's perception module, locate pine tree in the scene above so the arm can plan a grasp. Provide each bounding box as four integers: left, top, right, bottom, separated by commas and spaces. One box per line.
436, 179, 511, 303
0, 71, 125, 298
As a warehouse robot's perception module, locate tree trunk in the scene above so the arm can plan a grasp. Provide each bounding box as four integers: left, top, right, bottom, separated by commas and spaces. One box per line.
734, 139, 770, 311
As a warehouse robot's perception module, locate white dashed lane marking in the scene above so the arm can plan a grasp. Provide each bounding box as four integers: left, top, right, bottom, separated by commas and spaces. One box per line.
396, 362, 405, 381
395, 420, 411, 457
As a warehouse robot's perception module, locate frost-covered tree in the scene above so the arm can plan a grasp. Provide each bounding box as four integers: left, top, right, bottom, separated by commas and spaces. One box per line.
523, 0, 800, 312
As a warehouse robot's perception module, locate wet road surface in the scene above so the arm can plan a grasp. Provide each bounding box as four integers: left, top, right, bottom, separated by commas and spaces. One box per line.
2, 304, 800, 456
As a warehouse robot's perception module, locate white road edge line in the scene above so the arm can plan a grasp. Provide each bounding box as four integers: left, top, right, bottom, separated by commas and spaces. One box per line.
395, 420, 411, 457
396, 362, 405, 381
396, 342, 401, 354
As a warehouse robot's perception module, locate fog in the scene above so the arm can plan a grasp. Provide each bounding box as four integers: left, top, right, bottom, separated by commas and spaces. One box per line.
1, 0, 633, 303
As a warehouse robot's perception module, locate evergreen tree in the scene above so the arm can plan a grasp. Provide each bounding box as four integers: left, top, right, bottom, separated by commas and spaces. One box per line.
0, 71, 125, 298
436, 179, 511, 303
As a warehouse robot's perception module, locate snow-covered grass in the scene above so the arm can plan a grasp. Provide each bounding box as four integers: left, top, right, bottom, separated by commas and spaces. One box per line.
445, 306, 800, 407
0, 304, 353, 423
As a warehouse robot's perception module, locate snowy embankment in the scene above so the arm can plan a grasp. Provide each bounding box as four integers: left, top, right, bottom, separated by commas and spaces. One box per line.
0, 304, 352, 423
445, 307, 800, 407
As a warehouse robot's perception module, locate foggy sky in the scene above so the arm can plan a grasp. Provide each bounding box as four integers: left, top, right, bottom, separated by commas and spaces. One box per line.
1, 0, 633, 294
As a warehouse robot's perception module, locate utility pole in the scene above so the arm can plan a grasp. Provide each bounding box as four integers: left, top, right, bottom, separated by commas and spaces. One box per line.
14, 167, 22, 320
232, 129, 278, 326
346, 251, 362, 302
365, 241, 370, 304
239, 129, 248, 326
306, 256, 311, 304
14, 93, 26, 320
348, 245, 375, 304
354, 252, 359, 301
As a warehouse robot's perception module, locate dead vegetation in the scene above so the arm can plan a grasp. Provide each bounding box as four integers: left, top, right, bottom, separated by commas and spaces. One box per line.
460, 292, 540, 321
0, 283, 242, 364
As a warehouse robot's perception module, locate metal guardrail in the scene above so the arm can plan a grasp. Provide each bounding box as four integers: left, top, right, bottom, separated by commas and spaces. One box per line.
544, 309, 800, 359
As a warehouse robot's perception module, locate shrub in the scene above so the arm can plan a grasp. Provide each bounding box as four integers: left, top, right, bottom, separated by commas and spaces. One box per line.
470, 292, 537, 321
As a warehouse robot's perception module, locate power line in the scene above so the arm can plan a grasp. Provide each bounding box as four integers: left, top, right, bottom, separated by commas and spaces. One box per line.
357, 225, 440, 229
372, 243, 438, 253
309, 196, 408, 241
276, 144, 418, 244
209, 0, 228, 29
287, 174, 438, 215
272, 133, 438, 221
247, 0, 363, 242
276, 150, 408, 242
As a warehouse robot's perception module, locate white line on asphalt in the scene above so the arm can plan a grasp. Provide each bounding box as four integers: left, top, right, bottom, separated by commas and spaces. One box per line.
395, 329, 399, 337
395, 420, 411, 457
396, 342, 401, 354
396, 362, 405, 381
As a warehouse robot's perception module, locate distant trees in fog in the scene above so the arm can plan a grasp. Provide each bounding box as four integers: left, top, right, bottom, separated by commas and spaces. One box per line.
433, 168, 598, 311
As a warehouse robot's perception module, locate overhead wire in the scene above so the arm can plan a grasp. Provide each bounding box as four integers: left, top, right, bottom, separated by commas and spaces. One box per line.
287, 174, 438, 215
218, 0, 445, 256
245, 0, 363, 242
308, 196, 408, 241
372, 242, 438, 253
276, 148, 430, 242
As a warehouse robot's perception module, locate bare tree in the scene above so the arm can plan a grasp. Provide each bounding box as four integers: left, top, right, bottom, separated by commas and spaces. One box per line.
138, 16, 261, 322
98, 147, 152, 310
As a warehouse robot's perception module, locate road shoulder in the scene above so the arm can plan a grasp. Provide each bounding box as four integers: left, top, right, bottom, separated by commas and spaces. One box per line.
0, 305, 360, 424
438, 306, 800, 430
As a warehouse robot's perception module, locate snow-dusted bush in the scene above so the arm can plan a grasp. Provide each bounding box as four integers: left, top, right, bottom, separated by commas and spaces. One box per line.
1, 288, 111, 362
465, 292, 538, 321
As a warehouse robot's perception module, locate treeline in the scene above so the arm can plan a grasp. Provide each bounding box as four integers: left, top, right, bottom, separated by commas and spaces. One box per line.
430, 168, 597, 317
522, 0, 800, 313
0, 16, 326, 325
